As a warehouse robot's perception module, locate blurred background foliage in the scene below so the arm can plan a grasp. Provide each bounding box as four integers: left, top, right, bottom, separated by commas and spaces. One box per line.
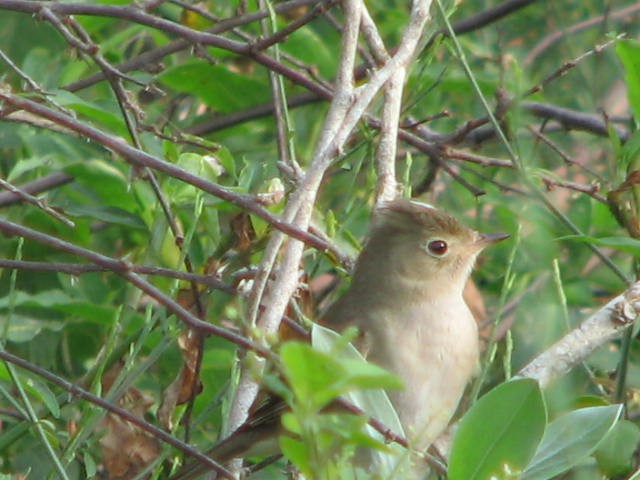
0, 0, 639, 478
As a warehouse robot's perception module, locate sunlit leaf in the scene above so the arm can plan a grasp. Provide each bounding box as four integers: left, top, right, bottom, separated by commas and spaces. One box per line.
449, 379, 546, 480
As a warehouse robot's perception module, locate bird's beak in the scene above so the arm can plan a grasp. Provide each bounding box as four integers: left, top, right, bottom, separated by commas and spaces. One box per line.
477, 232, 510, 245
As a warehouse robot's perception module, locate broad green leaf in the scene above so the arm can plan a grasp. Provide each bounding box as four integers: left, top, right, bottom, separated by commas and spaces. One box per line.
0, 291, 122, 326
0, 290, 74, 309
448, 378, 546, 480
281, 28, 337, 78
64, 160, 136, 212
560, 235, 640, 256
164, 152, 225, 203
522, 405, 623, 480
312, 324, 407, 476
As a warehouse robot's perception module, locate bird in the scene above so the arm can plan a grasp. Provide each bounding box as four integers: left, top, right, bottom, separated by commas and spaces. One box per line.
174, 198, 508, 479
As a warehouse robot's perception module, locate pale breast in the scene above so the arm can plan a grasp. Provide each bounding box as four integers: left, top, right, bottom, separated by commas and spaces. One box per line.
365, 297, 480, 449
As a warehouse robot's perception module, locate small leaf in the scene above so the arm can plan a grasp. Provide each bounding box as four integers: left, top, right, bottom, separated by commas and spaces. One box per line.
522, 404, 623, 480
25, 376, 60, 419
449, 378, 546, 480
280, 342, 346, 411
279, 436, 311, 477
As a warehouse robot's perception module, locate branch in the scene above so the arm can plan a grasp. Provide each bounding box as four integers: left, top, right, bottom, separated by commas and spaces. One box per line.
0, 259, 237, 293
524, 2, 640, 66
0, 92, 351, 265
522, 101, 630, 141
59, 0, 329, 92
0, 176, 74, 226
0, 172, 73, 207
0, 217, 268, 356
0, 0, 333, 99
519, 281, 640, 387
0, 348, 235, 480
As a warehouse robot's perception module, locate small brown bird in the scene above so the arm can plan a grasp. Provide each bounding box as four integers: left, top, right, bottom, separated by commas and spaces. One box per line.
175, 199, 508, 479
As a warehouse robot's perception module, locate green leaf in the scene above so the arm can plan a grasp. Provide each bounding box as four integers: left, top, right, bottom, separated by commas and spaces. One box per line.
64, 160, 137, 212
311, 324, 403, 417
0, 315, 63, 343
281, 28, 337, 78
63, 204, 147, 229
282, 330, 403, 412
594, 419, 640, 477
312, 324, 408, 476
25, 376, 60, 419
280, 342, 346, 411
522, 404, 623, 480
448, 378, 546, 480
51, 90, 128, 135
158, 62, 270, 113
616, 40, 640, 123
560, 235, 640, 256
615, 129, 640, 175
279, 436, 312, 477
164, 152, 225, 203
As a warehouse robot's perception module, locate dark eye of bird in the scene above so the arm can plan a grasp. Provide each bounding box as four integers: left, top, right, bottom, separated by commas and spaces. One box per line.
428, 239, 448, 256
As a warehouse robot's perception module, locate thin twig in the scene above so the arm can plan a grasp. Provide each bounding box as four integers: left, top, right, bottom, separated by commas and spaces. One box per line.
524, 2, 640, 66
0, 259, 237, 293
0, 92, 350, 265
0, 177, 75, 226
519, 281, 640, 387
0, 217, 269, 356
0, 173, 74, 207
0, 348, 236, 480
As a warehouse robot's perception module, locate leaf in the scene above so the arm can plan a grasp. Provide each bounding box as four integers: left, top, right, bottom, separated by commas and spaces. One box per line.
25, 376, 60, 419
616, 40, 640, 123
522, 404, 623, 480
63, 204, 147, 229
560, 235, 640, 256
64, 160, 137, 212
279, 435, 311, 477
448, 378, 546, 480
594, 419, 640, 477
282, 331, 402, 412
312, 324, 408, 476
51, 90, 128, 135
280, 342, 346, 411
281, 28, 336, 78
158, 62, 270, 113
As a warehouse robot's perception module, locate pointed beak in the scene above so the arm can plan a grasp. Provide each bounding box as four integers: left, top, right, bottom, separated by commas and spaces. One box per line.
477, 232, 510, 245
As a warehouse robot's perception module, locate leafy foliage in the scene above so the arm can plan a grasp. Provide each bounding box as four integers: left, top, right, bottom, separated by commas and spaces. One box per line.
0, 0, 639, 479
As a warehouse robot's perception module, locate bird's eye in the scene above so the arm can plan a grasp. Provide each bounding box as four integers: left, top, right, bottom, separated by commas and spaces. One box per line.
427, 239, 448, 257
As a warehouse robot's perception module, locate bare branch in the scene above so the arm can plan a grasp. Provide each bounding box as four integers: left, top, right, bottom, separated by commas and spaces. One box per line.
0, 259, 237, 292
0, 349, 236, 480
0, 217, 268, 355
0, 172, 74, 207
519, 282, 640, 387
0, 92, 352, 264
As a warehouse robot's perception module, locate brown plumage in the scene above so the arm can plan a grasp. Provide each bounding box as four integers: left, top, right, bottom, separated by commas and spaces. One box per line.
174, 199, 507, 479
